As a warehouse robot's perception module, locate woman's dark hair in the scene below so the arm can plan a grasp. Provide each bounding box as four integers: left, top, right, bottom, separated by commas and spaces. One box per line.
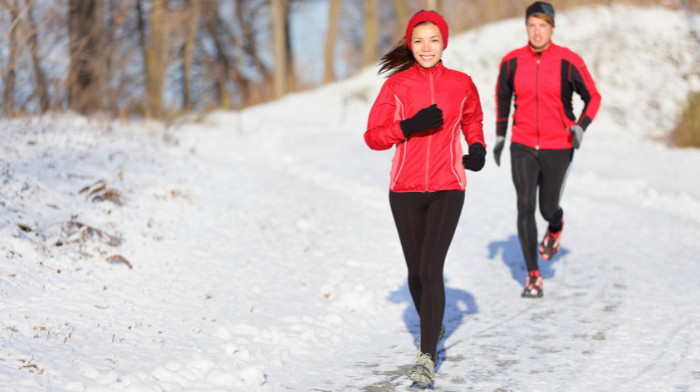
378, 21, 436, 78
378, 37, 413, 78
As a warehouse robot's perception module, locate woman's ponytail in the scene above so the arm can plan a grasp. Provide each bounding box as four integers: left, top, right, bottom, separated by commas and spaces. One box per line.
378, 38, 414, 78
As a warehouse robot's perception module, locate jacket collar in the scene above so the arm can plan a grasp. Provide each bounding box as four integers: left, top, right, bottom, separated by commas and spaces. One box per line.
411, 60, 446, 78
526, 41, 557, 57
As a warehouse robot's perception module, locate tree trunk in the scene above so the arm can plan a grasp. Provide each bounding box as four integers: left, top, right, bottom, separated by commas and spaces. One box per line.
393, 0, 407, 32
182, 0, 199, 111
204, 4, 233, 109
103, 0, 124, 114
3, 0, 19, 116
428, 0, 444, 14
271, 0, 287, 98
137, 0, 167, 119
147, 0, 166, 118
68, 0, 104, 114
362, 0, 378, 67
285, 0, 294, 91
26, 0, 49, 112
235, 0, 271, 103
324, 0, 341, 84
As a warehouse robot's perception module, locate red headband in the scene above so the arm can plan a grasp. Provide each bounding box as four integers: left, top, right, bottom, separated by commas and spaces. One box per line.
405, 11, 449, 51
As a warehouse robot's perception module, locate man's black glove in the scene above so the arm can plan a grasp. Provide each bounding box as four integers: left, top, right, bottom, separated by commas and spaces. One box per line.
493, 136, 506, 167
462, 143, 486, 172
399, 104, 444, 138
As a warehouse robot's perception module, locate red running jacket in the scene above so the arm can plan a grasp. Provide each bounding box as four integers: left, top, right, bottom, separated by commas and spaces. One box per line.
365, 62, 485, 193
496, 42, 601, 150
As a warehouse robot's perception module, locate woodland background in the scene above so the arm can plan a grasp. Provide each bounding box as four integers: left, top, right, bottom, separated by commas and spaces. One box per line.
0, 0, 698, 121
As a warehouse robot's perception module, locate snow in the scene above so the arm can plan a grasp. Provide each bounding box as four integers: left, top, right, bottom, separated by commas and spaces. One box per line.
2, 5, 700, 392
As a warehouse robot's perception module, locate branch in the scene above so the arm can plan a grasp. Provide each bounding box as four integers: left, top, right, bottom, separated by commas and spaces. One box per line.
0, 0, 34, 44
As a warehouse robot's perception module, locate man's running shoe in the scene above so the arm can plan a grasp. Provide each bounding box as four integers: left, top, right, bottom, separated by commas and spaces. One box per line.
415, 324, 446, 360
410, 352, 436, 388
539, 220, 564, 260
521, 270, 543, 298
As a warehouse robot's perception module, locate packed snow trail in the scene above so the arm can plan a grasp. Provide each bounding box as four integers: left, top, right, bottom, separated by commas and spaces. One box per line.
2, 5, 700, 392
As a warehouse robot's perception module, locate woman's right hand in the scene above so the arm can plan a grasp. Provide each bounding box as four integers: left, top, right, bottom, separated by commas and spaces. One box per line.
399, 104, 444, 138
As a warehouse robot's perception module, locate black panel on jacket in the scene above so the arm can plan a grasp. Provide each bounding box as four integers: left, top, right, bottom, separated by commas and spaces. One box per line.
496, 58, 518, 137
560, 59, 594, 131
560, 59, 576, 122
570, 64, 592, 130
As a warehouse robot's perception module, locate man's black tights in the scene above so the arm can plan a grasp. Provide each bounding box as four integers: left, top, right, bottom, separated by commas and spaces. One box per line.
511, 142, 572, 272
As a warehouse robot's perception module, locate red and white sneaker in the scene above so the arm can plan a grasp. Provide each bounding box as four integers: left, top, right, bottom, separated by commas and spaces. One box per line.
522, 270, 543, 298
539, 220, 564, 260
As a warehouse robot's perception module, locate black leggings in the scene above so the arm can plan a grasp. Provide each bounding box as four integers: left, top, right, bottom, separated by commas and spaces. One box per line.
389, 190, 464, 360
511, 142, 573, 272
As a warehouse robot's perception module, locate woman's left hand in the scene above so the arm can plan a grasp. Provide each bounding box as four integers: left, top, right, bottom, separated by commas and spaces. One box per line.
462, 143, 486, 172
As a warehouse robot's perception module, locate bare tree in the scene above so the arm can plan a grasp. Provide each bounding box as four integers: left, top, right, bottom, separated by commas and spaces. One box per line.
137, 0, 167, 118
182, 0, 199, 111
362, 0, 378, 67
102, 0, 128, 114
203, 2, 233, 108
235, 0, 272, 104
2, 0, 19, 116
271, 0, 287, 98
285, 0, 295, 91
25, 0, 48, 112
393, 0, 407, 31
68, 0, 104, 114
324, 0, 341, 83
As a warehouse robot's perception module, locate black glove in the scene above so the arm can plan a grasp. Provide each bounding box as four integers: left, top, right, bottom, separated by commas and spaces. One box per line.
462, 143, 486, 172
399, 104, 444, 138
493, 136, 506, 167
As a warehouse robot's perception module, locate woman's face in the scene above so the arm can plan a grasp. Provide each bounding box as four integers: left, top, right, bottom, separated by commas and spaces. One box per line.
411, 23, 443, 69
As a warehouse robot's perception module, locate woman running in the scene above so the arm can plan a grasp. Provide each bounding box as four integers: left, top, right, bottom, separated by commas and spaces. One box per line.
365, 10, 486, 388
493, 2, 601, 298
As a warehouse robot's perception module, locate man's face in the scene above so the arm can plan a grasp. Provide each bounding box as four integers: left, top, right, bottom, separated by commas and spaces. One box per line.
527, 15, 554, 51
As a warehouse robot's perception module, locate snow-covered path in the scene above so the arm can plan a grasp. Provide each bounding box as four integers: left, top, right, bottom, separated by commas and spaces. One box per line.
2, 5, 700, 392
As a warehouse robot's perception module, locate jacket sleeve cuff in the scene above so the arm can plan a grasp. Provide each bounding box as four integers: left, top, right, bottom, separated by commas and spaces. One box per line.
496, 120, 508, 137
464, 124, 486, 149
578, 116, 592, 131
390, 120, 406, 141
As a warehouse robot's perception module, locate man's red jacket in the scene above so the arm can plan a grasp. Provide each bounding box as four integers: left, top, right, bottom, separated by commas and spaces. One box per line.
365, 61, 486, 192
496, 42, 601, 150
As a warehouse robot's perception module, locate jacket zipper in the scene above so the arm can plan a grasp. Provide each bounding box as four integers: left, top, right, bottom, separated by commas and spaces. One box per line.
425, 69, 435, 192
535, 53, 540, 150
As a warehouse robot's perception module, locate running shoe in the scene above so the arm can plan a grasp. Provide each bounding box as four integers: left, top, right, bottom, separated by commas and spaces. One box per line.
539, 220, 564, 260
410, 352, 436, 388
415, 324, 446, 360
522, 270, 543, 298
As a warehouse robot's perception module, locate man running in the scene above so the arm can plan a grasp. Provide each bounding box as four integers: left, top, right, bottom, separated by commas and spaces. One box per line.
493, 1, 601, 298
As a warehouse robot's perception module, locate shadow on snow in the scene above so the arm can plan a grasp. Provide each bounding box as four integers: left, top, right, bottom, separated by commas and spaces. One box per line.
487, 234, 568, 286
387, 279, 478, 372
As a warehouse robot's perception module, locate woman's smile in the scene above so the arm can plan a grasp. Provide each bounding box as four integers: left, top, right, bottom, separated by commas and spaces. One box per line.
411, 23, 444, 69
